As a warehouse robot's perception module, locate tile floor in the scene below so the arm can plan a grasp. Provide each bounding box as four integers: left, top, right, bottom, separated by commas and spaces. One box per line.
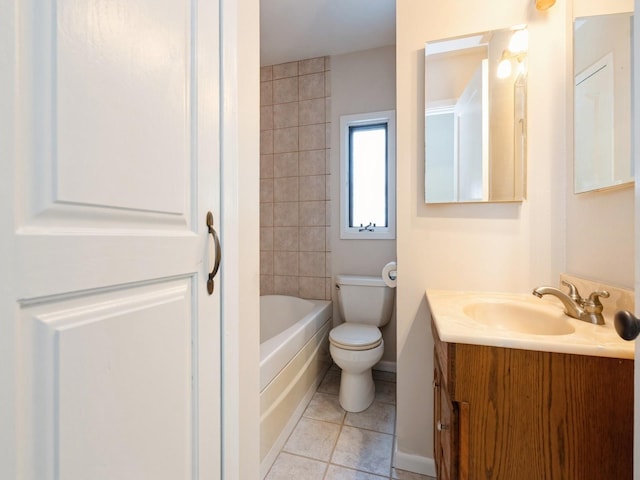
265, 366, 436, 480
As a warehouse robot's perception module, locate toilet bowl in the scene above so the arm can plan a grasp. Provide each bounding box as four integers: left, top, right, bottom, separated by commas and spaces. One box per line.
330, 275, 395, 412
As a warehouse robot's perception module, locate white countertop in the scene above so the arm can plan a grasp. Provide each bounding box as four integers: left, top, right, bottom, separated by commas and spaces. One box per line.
427, 289, 634, 360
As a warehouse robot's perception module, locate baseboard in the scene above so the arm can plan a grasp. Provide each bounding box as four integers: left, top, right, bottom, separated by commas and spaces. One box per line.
373, 360, 397, 373
393, 441, 437, 477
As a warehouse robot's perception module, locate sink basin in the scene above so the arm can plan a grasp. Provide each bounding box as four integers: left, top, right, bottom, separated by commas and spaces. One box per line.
463, 301, 576, 335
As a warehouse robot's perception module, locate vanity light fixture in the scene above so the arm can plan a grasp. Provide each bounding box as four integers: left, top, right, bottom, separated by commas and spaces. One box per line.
535, 0, 556, 10
497, 28, 528, 79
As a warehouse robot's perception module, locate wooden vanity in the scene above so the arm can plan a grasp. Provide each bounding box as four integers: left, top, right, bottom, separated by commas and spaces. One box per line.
432, 319, 633, 480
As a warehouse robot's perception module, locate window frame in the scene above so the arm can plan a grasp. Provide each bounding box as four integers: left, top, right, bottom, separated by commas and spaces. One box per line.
340, 110, 396, 240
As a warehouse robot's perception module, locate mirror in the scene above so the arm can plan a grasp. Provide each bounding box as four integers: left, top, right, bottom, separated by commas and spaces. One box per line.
573, 12, 634, 193
424, 26, 527, 203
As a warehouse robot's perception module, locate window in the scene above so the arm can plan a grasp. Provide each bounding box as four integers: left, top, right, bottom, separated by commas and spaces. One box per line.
340, 111, 396, 239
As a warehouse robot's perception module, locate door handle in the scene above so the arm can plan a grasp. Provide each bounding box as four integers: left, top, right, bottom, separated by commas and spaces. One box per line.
206, 211, 221, 295
614, 310, 640, 341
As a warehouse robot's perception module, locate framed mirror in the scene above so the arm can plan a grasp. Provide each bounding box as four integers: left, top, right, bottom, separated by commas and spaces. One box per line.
573, 12, 634, 193
424, 26, 527, 204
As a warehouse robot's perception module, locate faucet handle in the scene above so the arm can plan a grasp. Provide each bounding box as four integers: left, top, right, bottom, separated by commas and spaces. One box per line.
561, 280, 582, 302
583, 291, 610, 315
586, 290, 610, 305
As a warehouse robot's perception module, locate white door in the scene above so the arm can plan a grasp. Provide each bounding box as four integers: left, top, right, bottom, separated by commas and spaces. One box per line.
0, 1, 221, 479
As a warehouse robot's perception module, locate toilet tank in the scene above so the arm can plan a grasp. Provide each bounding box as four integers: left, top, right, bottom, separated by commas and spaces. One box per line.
335, 274, 395, 326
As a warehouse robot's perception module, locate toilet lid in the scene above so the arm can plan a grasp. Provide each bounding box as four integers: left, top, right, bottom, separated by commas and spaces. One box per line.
329, 323, 382, 351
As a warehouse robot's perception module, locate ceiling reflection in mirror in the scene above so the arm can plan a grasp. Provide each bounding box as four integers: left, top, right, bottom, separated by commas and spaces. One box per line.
573, 12, 634, 193
424, 26, 527, 204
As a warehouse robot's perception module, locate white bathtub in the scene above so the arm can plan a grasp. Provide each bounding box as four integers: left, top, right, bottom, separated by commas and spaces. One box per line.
259, 295, 332, 477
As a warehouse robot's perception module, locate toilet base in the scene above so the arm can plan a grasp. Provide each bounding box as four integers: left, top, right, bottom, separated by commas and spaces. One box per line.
338, 369, 375, 412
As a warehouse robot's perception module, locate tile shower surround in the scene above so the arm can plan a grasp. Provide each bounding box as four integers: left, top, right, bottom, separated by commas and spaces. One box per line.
260, 57, 332, 300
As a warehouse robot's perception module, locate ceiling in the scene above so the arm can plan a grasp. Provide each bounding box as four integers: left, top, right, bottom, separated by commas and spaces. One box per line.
260, 0, 396, 66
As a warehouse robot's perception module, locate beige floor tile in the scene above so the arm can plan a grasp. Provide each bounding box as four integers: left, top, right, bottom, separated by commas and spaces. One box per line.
317, 371, 341, 395
283, 417, 340, 461
325, 464, 389, 479
304, 392, 346, 424
265, 452, 326, 480
331, 426, 394, 476
345, 401, 395, 434
374, 380, 396, 405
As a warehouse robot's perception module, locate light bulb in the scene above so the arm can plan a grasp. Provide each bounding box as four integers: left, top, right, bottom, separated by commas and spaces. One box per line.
497, 58, 512, 79
508, 29, 528, 54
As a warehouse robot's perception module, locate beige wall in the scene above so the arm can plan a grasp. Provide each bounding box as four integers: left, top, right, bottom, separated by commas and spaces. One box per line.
396, 0, 568, 472
259, 57, 332, 300
329, 46, 397, 365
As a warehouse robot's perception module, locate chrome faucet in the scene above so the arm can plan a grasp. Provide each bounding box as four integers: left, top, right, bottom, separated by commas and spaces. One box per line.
532, 280, 610, 325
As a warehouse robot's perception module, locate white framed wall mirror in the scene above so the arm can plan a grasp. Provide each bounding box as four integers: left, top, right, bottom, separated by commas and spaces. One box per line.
573, 9, 634, 193
424, 26, 527, 204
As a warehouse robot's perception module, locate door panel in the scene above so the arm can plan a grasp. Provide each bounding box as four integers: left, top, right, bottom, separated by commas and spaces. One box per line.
22, 279, 194, 480
3, 1, 221, 478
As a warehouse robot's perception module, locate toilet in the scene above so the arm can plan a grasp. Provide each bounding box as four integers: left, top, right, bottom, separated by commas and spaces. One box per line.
329, 274, 395, 412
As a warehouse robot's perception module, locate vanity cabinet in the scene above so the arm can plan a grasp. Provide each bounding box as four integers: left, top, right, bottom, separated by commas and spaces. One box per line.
432, 319, 633, 480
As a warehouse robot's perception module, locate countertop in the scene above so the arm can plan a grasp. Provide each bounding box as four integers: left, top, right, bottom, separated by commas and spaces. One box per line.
427, 289, 634, 359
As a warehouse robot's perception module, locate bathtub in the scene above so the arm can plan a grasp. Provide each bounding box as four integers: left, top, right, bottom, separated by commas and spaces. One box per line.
260, 295, 332, 477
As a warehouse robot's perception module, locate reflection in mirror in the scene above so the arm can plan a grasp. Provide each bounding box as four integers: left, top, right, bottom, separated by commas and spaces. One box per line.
574, 12, 634, 193
424, 26, 527, 204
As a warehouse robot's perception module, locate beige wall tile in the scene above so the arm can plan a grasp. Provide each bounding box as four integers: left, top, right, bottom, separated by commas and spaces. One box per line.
274, 77, 299, 103
299, 226, 325, 252
300, 201, 326, 226
299, 150, 325, 176
260, 81, 273, 106
260, 105, 273, 131
274, 226, 299, 251
299, 72, 325, 100
299, 99, 325, 126
260, 227, 273, 251
273, 102, 299, 129
325, 277, 333, 301
260, 274, 274, 296
325, 174, 331, 200
260, 130, 273, 154
274, 251, 299, 276
324, 71, 331, 97
325, 226, 332, 252
325, 200, 331, 226
260, 66, 273, 82
260, 202, 273, 227
274, 275, 299, 297
299, 252, 326, 277
274, 152, 299, 178
299, 277, 326, 300
260, 178, 274, 203
274, 127, 299, 153
299, 57, 325, 75
260, 251, 274, 275
274, 177, 299, 202
260, 154, 274, 179
325, 149, 331, 174
300, 175, 326, 201
325, 253, 332, 276
299, 124, 325, 151
274, 202, 299, 226
325, 123, 331, 147
324, 56, 331, 71
273, 61, 298, 79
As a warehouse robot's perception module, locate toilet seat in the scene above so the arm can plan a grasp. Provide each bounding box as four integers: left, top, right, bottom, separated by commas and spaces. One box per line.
329, 323, 382, 351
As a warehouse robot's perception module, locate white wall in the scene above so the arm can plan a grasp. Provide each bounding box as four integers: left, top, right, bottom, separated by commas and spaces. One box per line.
567, 0, 635, 289
396, 0, 568, 473
330, 46, 398, 364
